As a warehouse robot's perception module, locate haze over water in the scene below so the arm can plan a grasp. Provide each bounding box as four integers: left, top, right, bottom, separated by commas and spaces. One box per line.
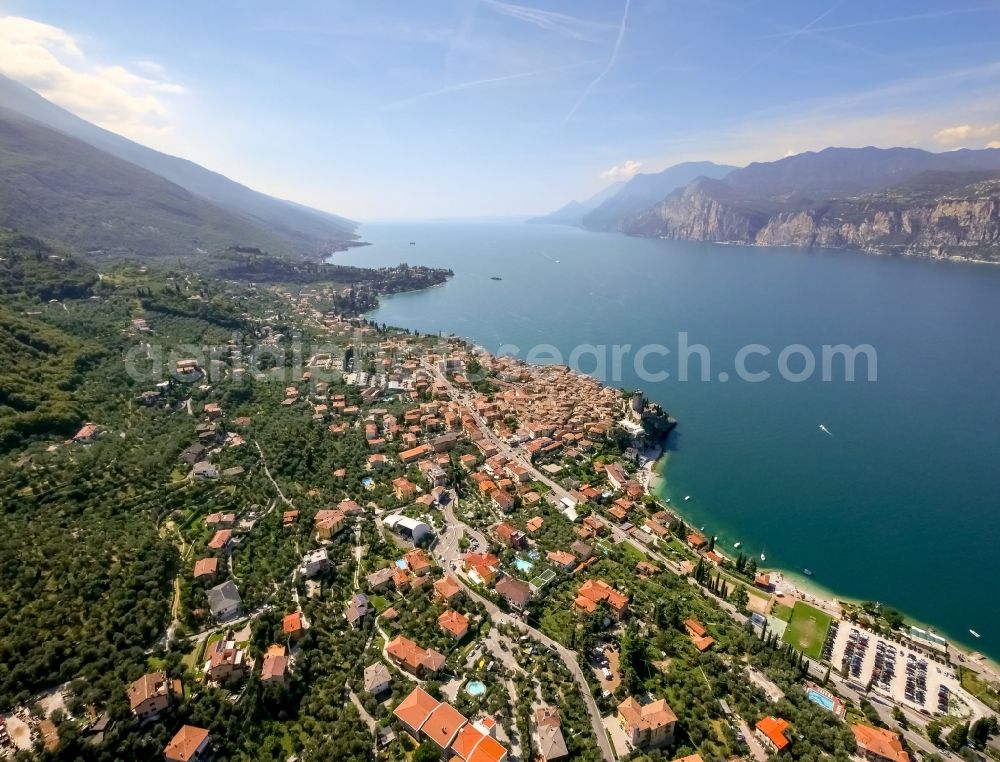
336, 221, 1000, 660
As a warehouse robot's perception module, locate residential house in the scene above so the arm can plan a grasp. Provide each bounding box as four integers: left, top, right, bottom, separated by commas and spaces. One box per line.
127, 671, 174, 720
164, 726, 210, 762
617, 696, 677, 749
179, 443, 207, 466
851, 725, 908, 762
570, 540, 592, 560
686, 533, 708, 550
260, 644, 288, 687
495, 522, 526, 549
636, 561, 660, 577
438, 609, 470, 639
346, 594, 369, 628
315, 509, 347, 540
300, 548, 330, 578
419, 460, 448, 487
434, 575, 463, 603
604, 463, 628, 490
283, 611, 305, 641
367, 567, 397, 593
492, 489, 516, 512
755, 716, 791, 754
386, 636, 446, 677
525, 516, 544, 533
206, 512, 235, 528
404, 548, 433, 576
574, 579, 629, 619
338, 498, 364, 515
534, 707, 569, 762
73, 423, 99, 444
583, 515, 607, 536
495, 576, 532, 612
363, 662, 392, 696
207, 529, 232, 551
204, 639, 248, 683
205, 581, 241, 622
393, 686, 507, 762
683, 619, 715, 651
400, 444, 433, 463
193, 557, 218, 582
546, 550, 576, 571
192, 461, 218, 480
463, 552, 500, 585
393, 477, 417, 501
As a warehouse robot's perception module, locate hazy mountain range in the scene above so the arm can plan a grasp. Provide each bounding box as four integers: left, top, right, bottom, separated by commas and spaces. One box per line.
536, 147, 1000, 261
0, 74, 355, 261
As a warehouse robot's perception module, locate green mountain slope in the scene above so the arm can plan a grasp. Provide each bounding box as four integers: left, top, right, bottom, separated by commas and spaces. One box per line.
0, 74, 356, 244
0, 105, 331, 261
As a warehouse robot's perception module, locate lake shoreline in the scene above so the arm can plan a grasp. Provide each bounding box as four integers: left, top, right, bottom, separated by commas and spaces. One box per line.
336, 219, 1000, 670
650, 447, 1000, 676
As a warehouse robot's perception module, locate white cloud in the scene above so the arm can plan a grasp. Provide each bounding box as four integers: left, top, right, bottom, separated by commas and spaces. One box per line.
600, 159, 641, 180
933, 123, 1000, 145
0, 16, 184, 146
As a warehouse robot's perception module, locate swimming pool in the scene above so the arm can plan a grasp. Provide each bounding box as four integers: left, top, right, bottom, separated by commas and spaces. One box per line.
806, 689, 835, 712
362, 477, 374, 488
466, 680, 486, 697
513, 558, 533, 573
395, 559, 407, 569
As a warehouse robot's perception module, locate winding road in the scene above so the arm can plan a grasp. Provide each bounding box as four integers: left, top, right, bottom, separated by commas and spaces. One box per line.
433, 494, 615, 762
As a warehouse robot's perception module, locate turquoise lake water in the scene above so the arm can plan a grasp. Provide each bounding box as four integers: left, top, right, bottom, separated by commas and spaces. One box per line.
334, 221, 1000, 661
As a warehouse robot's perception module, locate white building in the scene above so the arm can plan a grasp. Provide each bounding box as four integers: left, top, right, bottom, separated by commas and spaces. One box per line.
300, 548, 330, 578
383, 514, 432, 543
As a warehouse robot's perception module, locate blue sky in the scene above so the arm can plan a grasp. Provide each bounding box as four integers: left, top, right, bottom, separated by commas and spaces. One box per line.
1, 1, 1000, 219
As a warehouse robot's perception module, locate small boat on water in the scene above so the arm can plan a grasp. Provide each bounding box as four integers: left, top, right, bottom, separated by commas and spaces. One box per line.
970, 629, 982, 639
804, 568, 813, 576
409, 241, 416, 245
733, 542, 741, 549
490, 276, 503, 281
760, 552, 767, 562
684, 495, 691, 501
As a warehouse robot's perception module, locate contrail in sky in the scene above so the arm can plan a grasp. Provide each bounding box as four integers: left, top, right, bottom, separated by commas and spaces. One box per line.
564, 0, 631, 124
383, 60, 597, 111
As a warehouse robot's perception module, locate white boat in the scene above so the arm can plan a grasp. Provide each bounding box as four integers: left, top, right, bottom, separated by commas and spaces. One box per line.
819, 424, 833, 436
760, 552, 766, 562
970, 629, 981, 639
684, 495, 691, 501
733, 542, 741, 549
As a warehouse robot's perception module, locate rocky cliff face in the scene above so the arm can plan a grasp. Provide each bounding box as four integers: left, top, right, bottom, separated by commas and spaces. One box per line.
622, 176, 1000, 262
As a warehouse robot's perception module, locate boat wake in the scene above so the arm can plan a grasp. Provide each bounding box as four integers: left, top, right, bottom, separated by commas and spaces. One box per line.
819, 424, 833, 437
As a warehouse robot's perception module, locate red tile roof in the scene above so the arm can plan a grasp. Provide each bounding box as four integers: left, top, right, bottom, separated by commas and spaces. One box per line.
756, 716, 791, 751
851, 724, 907, 762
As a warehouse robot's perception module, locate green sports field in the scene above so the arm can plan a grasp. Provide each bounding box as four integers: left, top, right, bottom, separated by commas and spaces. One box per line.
781, 601, 833, 660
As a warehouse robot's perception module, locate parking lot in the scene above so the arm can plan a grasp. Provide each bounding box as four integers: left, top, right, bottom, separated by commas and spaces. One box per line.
828, 624, 960, 715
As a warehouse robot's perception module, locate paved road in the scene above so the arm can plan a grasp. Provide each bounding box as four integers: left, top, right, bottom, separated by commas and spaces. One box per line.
254, 439, 294, 507
433, 495, 615, 762
736, 718, 768, 762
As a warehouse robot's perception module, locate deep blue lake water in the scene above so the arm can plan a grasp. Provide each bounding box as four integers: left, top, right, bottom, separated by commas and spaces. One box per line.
335, 220, 1000, 660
